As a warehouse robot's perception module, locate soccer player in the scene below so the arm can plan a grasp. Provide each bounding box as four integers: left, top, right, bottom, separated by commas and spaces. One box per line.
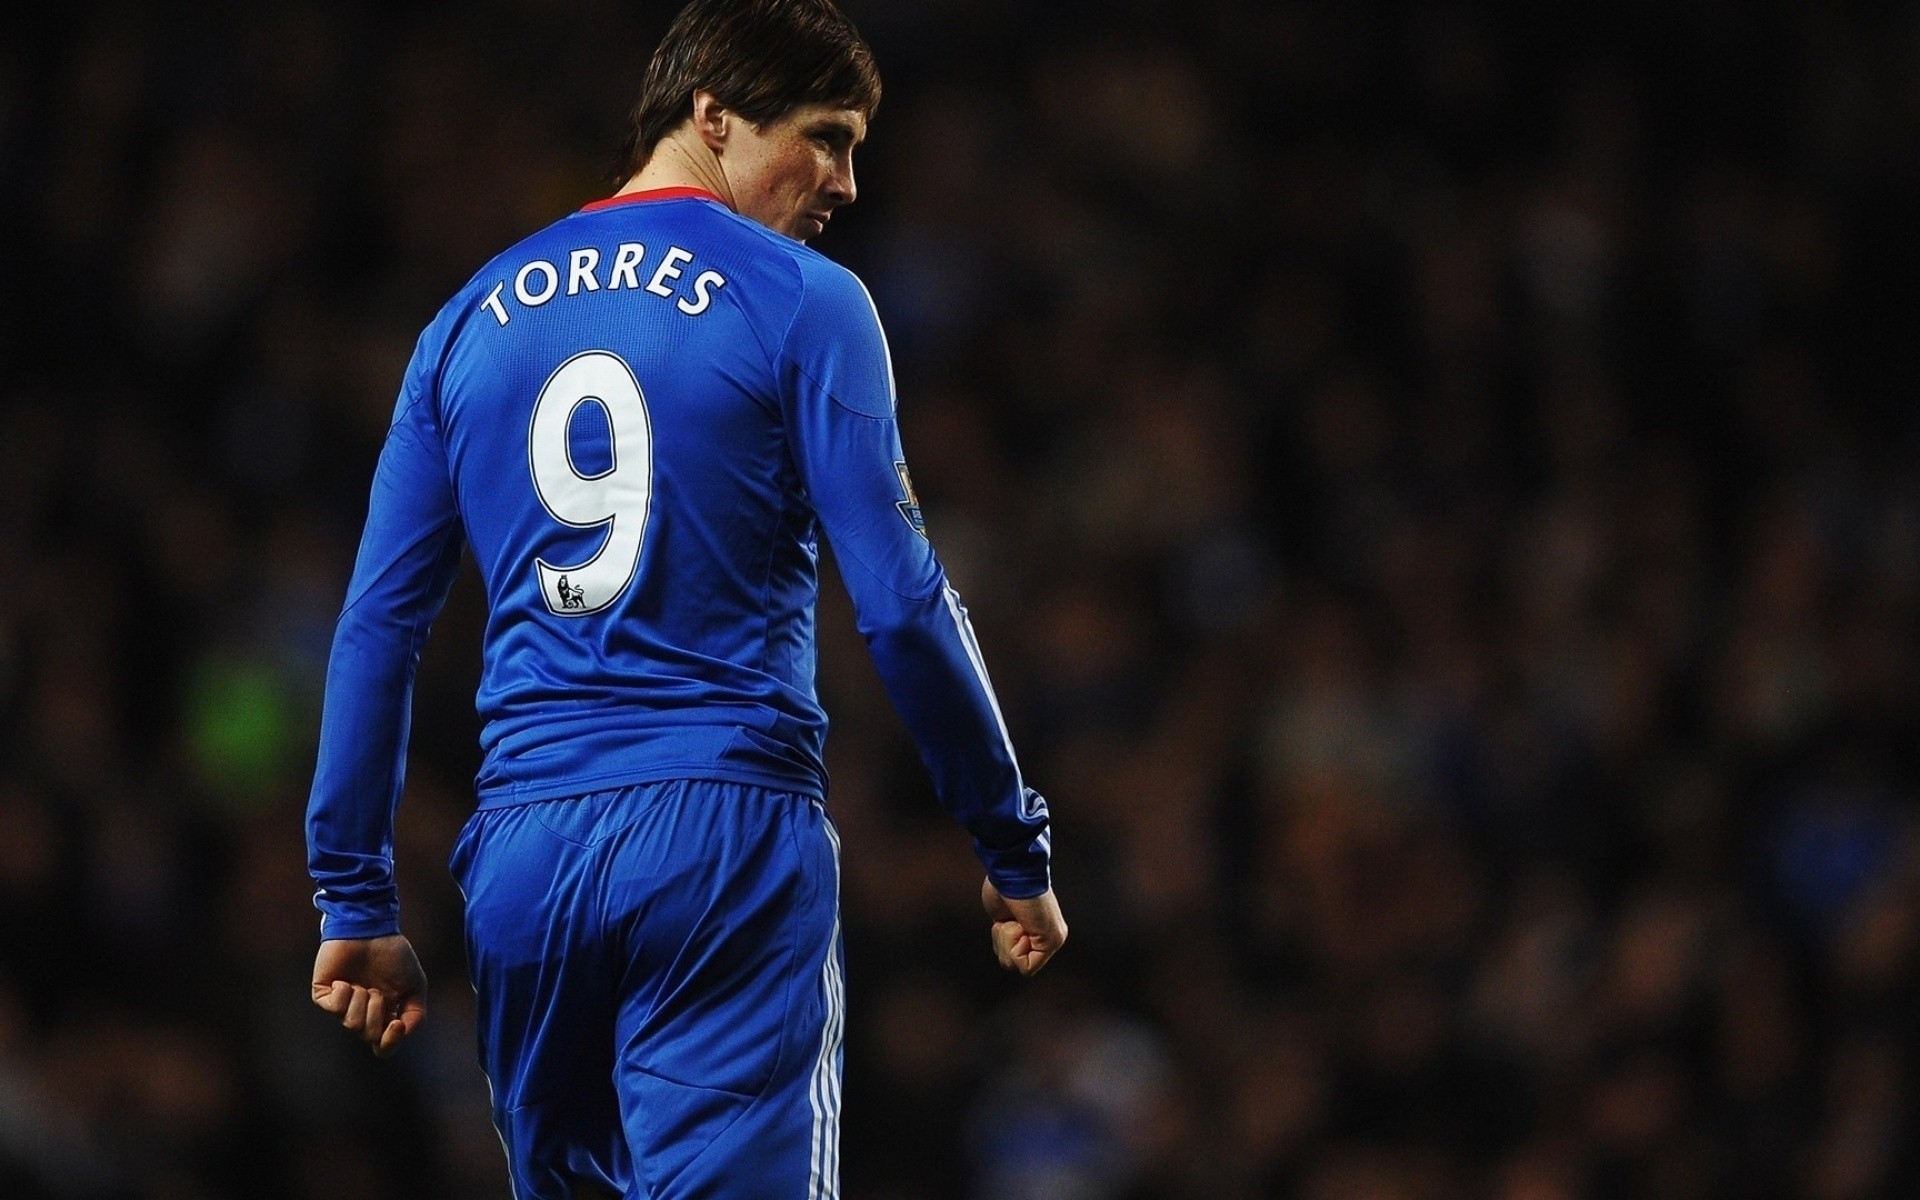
303, 1, 1065, 1196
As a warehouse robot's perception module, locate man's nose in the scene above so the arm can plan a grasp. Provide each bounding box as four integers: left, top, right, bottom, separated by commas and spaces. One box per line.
826, 155, 856, 206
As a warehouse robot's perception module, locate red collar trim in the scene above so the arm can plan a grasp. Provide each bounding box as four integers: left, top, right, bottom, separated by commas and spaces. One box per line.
580, 186, 726, 212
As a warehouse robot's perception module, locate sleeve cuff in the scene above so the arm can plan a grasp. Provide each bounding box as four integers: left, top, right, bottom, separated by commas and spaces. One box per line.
976, 835, 1052, 900
317, 902, 401, 942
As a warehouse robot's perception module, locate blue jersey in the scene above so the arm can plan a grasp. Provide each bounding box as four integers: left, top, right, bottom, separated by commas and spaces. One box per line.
307, 188, 1051, 940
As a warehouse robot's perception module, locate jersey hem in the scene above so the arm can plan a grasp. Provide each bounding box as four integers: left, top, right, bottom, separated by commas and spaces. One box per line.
474, 763, 826, 810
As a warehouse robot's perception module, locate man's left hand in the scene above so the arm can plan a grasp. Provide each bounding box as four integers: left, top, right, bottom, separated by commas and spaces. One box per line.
312, 934, 428, 1058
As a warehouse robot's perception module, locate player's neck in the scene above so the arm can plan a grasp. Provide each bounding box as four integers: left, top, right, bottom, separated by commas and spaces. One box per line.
615, 134, 736, 211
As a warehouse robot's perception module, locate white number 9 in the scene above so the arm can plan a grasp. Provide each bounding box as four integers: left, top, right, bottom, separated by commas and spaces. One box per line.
528, 351, 652, 616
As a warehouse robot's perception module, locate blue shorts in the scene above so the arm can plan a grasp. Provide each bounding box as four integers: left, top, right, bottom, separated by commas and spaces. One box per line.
450, 779, 844, 1199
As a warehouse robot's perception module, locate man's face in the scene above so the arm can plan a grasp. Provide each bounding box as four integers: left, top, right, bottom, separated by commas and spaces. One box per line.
724, 103, 867, 242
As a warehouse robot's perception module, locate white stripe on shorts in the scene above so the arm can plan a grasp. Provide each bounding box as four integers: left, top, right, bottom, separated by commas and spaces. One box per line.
807, 809, 845, 1200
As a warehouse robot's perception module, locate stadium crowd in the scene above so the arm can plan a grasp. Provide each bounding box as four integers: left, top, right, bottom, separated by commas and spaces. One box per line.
3, 1, 1918, 1197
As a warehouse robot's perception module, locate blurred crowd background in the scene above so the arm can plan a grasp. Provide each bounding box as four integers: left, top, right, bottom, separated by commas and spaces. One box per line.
4, 1, 1920, 1197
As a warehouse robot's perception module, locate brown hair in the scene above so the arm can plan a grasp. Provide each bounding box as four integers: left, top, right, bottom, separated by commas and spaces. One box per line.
616, 0, 881, 179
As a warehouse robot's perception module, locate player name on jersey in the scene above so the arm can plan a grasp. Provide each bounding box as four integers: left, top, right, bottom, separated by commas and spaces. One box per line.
479, 242, 730, 326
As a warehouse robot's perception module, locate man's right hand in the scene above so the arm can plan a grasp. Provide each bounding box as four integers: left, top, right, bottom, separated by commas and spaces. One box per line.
982, 879, 1068, 976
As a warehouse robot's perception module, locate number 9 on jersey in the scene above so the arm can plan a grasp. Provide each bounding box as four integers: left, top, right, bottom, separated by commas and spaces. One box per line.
528, 351, 653, 616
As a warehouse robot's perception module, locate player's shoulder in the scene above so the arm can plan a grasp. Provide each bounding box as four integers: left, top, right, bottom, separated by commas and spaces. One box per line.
678, 204, 878, 320
756, 236, 896, 418
618, 202, 888, 360
776, 233, 878, 321
734, 238, 886, 375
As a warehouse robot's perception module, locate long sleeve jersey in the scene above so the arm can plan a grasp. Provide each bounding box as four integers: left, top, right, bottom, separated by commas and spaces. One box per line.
306, 188, 1051, 940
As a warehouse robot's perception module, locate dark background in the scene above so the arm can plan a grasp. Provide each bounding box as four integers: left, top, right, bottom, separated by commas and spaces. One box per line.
3, 1, 1919, 1197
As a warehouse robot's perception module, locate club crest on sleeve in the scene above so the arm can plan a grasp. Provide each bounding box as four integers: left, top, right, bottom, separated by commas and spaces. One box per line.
893, 461, 927, 537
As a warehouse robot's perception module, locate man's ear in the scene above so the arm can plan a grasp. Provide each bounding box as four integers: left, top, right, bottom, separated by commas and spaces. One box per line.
691, 90, 730, 152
